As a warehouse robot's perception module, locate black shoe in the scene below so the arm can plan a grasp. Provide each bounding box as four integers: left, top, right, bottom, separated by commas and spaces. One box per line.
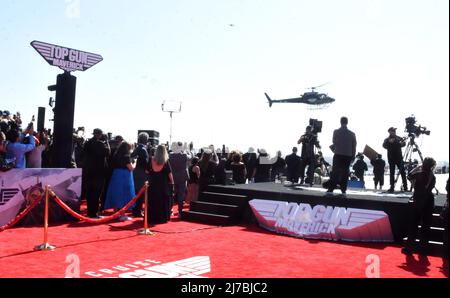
417, 246, 430, 256
388, 188, 394, 193
401, 247, 413, 255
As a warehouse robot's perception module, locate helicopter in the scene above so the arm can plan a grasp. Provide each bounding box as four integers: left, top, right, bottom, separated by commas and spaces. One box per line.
265, 84, 335, 108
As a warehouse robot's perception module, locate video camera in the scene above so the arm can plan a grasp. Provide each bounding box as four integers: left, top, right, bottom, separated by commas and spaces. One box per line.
309, 118, 322, 134
405, 116, 430, 138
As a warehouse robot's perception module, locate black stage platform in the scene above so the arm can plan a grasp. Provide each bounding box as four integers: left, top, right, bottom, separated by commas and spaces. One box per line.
200, 182, 446, 242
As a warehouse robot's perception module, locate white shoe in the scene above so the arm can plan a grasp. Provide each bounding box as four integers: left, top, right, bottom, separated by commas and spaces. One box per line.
119, 214, 131, 221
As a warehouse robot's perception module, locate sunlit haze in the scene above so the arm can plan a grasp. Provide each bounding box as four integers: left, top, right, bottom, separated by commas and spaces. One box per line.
1, 0, 448, 162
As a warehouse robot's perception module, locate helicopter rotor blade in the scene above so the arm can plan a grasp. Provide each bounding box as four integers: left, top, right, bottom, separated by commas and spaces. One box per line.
310, 82, 331, 90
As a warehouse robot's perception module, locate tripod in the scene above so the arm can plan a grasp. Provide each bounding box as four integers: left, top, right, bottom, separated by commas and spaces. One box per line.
394, 135, 423, 191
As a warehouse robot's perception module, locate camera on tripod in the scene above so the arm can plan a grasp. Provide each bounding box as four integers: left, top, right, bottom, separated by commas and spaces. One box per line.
405, 116, 430, 138
309, 118, 322, 134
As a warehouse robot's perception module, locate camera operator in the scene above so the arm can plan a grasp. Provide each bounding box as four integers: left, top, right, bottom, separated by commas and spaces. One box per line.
298, 125, 321, 186
82, 128, 111, 218
383, 127, 408, 193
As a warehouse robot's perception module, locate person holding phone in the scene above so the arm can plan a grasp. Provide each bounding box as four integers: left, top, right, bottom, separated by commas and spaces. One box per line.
5, 125, 35, 169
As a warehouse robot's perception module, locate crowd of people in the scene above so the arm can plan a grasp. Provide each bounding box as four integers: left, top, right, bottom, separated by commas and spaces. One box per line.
77, 128, 334, 223
1, 110, 51, 171
1, 109, 448, 258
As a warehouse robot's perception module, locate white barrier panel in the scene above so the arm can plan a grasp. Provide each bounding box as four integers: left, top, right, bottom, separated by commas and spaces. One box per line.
249, 199, 394, 242
0, 169, 81, 226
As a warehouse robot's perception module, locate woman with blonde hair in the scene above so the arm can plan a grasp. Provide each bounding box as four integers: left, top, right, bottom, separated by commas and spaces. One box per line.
147, 144, 174, 224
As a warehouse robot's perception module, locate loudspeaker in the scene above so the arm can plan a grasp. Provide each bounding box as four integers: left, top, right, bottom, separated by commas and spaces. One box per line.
51, 72, 77, 168
37, 107, 45, 132
138, 130, 159, 146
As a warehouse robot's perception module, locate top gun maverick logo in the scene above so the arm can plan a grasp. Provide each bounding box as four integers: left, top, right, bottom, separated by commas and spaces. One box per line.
31, 40, 103, 73
249, 199, 394, 242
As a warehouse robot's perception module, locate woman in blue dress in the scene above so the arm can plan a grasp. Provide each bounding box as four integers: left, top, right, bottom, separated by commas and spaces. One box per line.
105, 141, 135, 221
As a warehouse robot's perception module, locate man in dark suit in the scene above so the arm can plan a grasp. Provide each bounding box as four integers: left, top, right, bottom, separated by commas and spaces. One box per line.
82, 128, 110, 218
325, 117, 357, 195
285, 147, 302, 183
242, 147, 257, 183
131, 132, 149, 217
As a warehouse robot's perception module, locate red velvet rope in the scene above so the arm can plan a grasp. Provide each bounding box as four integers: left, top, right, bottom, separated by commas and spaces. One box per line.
50, 185, 146, 224
0, 194, 44, 232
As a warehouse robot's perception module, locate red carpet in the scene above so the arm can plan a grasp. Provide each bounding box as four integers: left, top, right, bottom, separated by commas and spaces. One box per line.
0, 208, 448, 278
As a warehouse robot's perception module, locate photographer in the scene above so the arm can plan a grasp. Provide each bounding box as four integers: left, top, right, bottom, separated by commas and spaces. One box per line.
0, 131, 14, 171
298, 125, 321, 186
26, 133, 46, 168
5, 124, 35, 169
383, 127, 408, 192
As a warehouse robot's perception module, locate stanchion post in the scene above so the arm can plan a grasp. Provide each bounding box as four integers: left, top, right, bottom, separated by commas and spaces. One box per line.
138, 182, 154, 235
35, 185, 56, 250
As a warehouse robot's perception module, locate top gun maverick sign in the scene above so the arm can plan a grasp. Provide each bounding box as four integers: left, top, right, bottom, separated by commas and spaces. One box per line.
31, 40, 103, 73
31, 40, 103, 168
249, 199, 394, 242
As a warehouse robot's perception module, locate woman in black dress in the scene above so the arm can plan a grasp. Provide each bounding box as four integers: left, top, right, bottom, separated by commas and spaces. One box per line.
198, 150, 217, 192
147, 145, 174, 224
230, 152, 247, 184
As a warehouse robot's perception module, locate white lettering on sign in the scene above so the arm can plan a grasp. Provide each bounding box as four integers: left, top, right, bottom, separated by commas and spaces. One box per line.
31, 40, 103, 72
249, 199, 394, 242
83, 257, 211, 278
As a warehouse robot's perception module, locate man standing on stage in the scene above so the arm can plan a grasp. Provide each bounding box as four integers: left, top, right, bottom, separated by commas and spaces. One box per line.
383, 127, 408, 193
298, 125, 321, 186
285, 147, 302, 183
325, 117, 357, 195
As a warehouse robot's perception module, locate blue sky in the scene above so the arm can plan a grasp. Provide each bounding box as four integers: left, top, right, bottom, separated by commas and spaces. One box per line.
1, 0, 448, 161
